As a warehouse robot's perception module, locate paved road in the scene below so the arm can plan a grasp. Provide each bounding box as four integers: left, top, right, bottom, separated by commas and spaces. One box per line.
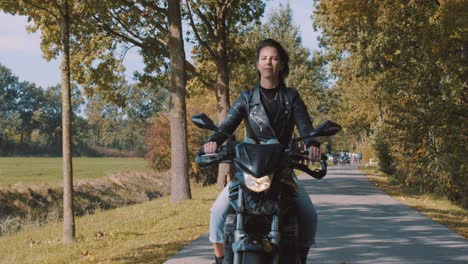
164, 165, 468, 264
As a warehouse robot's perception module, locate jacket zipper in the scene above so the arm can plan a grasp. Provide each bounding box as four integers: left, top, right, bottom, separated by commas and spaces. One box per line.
249, 111, 278, 139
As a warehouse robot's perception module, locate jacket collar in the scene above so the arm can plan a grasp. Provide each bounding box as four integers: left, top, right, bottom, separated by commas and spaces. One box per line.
249, 83, 287, 107
249, 83, 261, 106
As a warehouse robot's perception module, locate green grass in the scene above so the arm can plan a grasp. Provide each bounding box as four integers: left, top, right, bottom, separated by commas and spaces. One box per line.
0, 157, 151, 186
0, 184, 219, 264
361, 166, 468, 238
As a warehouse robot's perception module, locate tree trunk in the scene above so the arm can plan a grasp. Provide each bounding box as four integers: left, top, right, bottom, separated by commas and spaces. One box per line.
60, 0, 75, 243
214, 10, 233, 189
215, 59, 233, 189
168, 0, 191, 202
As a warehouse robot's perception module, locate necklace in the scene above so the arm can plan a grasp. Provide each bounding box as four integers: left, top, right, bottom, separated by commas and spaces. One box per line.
260, 88, 278, 103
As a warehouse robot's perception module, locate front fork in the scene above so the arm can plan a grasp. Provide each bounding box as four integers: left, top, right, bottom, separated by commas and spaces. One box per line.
232, 188, 281, 264
269, 215, 280, 264
233, 188, 245, 264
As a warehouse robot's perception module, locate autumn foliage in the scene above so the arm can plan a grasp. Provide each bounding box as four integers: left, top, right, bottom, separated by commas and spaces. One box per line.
145, 94, 218, 184
314, 0, 468, 207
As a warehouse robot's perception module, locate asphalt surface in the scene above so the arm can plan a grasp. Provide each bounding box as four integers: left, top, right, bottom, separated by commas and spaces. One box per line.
164, 165, 468, 264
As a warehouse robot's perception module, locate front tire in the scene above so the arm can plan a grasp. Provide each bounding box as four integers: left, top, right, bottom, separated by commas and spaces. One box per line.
223, 214, 236, 264
240, 251, 270, 263
223, 233, 234, 263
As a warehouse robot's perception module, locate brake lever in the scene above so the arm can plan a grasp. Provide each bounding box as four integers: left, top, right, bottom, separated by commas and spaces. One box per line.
294, 164, 327, 179
292, 154, 328, 179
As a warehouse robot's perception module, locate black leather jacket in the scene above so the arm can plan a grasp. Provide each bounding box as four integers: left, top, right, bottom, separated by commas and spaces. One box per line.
208, 83, 319, 147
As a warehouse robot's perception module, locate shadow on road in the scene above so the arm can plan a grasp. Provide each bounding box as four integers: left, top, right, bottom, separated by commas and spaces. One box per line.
162, 165, 468, 264
300, 166, 468, 264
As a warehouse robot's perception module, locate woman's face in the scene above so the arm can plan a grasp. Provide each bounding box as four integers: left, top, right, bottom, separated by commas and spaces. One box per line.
256, 46, 282, 80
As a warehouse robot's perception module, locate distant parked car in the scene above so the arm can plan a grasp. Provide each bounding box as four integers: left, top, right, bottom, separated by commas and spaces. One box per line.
339, 155, 351, 165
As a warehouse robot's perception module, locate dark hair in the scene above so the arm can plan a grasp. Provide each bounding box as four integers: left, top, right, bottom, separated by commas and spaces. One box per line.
256, 38, 290, 85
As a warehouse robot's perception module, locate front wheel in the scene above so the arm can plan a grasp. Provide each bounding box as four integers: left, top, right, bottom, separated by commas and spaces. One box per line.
223, 233, 234, 263
223, 214, 236, 263
237, 251, 271, 263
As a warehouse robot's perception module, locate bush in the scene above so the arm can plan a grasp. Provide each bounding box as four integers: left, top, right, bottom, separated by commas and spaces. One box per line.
145, 114, 171, 171
374, 129, 395, 175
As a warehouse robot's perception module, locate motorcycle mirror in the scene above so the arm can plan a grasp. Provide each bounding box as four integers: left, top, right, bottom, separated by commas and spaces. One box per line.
191, 113, 218, 131
314, 120, 342, 137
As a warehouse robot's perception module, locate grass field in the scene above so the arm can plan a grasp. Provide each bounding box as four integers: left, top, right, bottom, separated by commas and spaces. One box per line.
0, 184, 218, 264
0, 157, 151, 185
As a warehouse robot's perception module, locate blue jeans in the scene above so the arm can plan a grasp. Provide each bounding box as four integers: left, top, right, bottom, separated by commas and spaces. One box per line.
209, 177, 317, 247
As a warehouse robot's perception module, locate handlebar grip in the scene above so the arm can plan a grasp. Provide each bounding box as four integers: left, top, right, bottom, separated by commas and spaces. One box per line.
198, 145, 223, 155
195, 144, 232, 167
197, 148, 205, 155
195, 152, 220, 167
293, 151, 327, 162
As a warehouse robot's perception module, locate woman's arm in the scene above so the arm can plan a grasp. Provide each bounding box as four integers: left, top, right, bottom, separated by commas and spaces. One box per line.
291, 89, 320, 148
206, 94, 246, 146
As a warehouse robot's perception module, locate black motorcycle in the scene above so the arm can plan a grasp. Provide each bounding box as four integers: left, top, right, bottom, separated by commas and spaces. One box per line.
192, 113, 341, 264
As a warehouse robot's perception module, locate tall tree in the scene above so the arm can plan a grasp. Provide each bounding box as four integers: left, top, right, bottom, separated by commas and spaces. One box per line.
59, 0, 74, 242
70, 0, 194, 200
168, 0, 191, 201
1, 0, 77, 242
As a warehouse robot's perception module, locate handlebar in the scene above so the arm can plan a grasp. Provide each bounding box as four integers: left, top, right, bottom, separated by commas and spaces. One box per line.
196, 141, 329, 179
288, 152, 328, 179
195, 143, 235, 167
293, 159, 328, 179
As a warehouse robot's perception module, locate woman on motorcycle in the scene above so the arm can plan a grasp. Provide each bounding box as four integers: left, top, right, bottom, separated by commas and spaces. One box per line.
204, 38, 320, 264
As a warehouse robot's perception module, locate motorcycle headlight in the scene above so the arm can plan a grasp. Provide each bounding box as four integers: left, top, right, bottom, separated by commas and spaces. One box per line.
244, 173, 272, 192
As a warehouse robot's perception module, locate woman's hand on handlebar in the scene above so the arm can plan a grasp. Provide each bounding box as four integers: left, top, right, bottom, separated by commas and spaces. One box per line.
308, 145, 321, 161
203, 141, 218, 154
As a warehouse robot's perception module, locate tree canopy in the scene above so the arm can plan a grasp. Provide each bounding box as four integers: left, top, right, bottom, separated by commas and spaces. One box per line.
314, 0, 467, 207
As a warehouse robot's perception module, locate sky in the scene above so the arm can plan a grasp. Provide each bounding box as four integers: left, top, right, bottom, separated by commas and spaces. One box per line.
0, 0, 320, 89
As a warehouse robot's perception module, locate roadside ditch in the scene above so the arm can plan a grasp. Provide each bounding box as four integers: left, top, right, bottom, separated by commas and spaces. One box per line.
0, 170, 171, 235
